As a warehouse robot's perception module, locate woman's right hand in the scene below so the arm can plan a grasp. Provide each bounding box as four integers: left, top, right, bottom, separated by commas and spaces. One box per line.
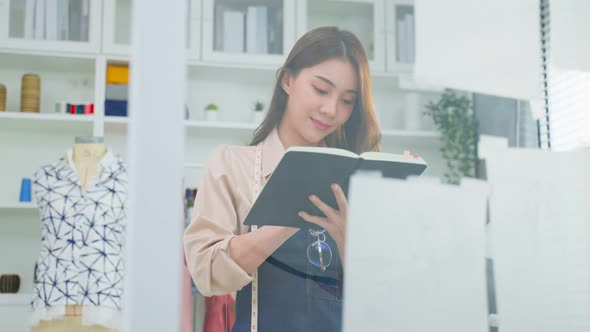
229, 226, 299, 274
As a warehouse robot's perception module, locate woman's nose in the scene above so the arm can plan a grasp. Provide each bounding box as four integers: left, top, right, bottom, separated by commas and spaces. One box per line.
319, 98, 338, 117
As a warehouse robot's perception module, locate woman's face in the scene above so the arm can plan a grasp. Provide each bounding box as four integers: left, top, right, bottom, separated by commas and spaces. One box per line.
280, 58, 359, 147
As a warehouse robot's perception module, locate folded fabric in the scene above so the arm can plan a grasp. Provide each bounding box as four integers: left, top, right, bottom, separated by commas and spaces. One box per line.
105, 100, 128, 117
105, 84, 128, 101
106, 65, 129, 84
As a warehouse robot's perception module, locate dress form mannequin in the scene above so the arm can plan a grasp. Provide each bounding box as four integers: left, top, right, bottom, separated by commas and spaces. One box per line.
72, 137, 107, 189
31, 135, 121, 332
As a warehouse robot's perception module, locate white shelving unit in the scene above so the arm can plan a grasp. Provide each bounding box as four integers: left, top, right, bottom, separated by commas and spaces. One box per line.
0, 1, 444, 330
0, 112, 93, 131
0, 294, 32, 332
386, 0, 416, 74
0, 203, 36, 210
102, 0, 201, 59
0, 294, 31, 306
0, 0, 443, 210
297, 0, 386, 72
0, 0, 102, 54
201, 0, 297, 66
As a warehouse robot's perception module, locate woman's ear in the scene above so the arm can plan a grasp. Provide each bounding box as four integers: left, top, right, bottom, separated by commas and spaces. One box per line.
281, 70, 293, 95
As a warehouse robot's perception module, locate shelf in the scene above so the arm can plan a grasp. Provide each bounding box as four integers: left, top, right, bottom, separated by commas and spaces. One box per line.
0, 202, 38, 214
185, 120, 259, 138
104, 116, 129, 133
0, 49, 413, 81
104, 118, 259, 134
397, 75, 445, 92
106, 119, 258, 129
104, 116, 129, 124
0, 112, 94, 132
0, 203, 36, 211
380, 129, 441, 146
102, 117, 439, 145
188, 59, 278, 72
0, 51, 96, 73
186, 120, 257, 130
0, 294, 31, 306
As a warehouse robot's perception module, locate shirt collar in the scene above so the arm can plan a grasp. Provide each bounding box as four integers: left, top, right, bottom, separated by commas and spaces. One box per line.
260, 127, 327, 177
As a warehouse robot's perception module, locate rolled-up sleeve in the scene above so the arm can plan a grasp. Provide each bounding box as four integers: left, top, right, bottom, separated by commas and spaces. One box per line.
183, 146, 253, 296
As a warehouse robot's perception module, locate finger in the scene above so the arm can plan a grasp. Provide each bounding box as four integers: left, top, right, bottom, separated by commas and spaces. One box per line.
308, 195, 338, 219
331, 184, 348, 217
298, 211, 327, 228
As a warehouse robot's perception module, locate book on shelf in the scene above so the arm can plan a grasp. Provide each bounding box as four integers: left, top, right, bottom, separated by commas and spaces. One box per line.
246, 6, 268, 54
68, 0, 80, 41
80, 0, 89, 41
24, 0, 73, 41
397, 13, 415, 63
214, 3, 224, 51
397, 18, 407, 62
223, 10, 245, 53
244, 146, 428, 229
405, 13, 415, 63
45, 0, 58, 40
57, 0, 70, 40
34, 0, 46, 39
257, 6, 269, 53
24, 0, 35, 39
267, 6, 283, 54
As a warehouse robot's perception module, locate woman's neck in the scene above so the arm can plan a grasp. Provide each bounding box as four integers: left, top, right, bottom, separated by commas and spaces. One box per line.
277, 121, 321, 149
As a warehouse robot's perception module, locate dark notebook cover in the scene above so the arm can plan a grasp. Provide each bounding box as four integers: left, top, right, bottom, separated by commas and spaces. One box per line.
244, 147, 428, 229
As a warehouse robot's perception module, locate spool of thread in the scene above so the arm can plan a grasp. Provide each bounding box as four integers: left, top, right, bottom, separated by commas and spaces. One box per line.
0, 274, 20, 293
21, 73, 41, 113
0, 84, 6, 112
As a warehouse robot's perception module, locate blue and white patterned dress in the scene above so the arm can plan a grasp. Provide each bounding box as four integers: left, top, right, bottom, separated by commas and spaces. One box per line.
30, 149, 127, 329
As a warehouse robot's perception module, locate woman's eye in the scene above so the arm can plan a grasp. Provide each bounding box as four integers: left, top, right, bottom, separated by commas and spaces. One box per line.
342, 99, 354, 106
314, 86, 328, 95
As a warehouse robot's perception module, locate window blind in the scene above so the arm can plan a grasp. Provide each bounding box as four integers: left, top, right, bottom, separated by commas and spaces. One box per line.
542, 0, 590, 151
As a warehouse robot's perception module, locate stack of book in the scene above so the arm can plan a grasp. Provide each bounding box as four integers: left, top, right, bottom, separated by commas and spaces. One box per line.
105, 64, 129, 117
214, 4, 282, 54
23, 0, 90, 41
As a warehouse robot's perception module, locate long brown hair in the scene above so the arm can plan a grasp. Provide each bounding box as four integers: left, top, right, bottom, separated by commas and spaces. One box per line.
250, 26, 381, 154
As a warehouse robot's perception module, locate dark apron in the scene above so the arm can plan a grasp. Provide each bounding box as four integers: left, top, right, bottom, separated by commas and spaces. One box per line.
232, 228, 343, 332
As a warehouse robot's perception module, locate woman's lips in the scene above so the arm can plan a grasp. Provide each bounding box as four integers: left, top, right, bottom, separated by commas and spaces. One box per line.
311, 117, 329, 130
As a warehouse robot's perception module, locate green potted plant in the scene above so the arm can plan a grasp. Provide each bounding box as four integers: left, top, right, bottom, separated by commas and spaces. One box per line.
204, 103, 219, 122
252, 100, 265, 124
424, 90, 479, 185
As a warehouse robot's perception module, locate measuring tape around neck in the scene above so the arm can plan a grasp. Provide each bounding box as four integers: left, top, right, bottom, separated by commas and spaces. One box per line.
250, 143, 263, 332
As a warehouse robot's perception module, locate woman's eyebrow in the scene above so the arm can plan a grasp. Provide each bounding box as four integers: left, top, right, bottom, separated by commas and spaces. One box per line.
313, 75, 358, 94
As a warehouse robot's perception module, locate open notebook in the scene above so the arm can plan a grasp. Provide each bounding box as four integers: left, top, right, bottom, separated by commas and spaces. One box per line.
244, 146, 428, 229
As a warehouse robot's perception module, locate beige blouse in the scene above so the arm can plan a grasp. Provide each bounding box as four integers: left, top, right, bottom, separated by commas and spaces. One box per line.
183, 128, 286, 296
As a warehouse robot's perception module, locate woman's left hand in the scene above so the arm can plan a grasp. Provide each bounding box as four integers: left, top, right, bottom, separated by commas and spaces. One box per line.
298, 183, 347, 260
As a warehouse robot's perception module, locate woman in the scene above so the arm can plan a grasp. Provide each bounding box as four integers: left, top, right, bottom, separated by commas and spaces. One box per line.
184, 26, 381, 332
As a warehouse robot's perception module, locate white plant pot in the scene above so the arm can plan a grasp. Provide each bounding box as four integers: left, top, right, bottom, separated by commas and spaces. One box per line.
253, 111, 265, 124
205, 110, 218, 122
